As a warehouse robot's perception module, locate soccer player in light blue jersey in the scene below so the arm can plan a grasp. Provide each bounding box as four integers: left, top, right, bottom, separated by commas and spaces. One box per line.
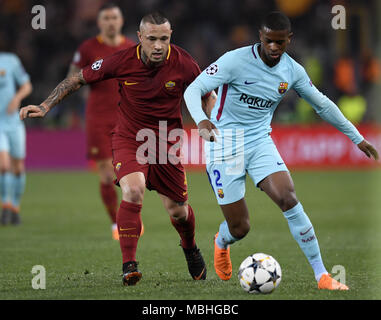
184, 12, 379, 290
0, 52, 32, 225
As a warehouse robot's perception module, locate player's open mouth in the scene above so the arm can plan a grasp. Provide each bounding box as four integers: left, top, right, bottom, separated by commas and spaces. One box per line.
270, 53, 280, 59
152, 52, 163, 59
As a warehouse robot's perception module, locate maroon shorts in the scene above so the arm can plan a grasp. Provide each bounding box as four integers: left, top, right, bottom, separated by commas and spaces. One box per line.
86, 121, 114, 161
111, 133, 188, 203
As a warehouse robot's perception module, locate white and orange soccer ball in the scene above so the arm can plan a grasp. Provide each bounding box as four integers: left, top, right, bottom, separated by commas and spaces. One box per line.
238, 253, 282, 294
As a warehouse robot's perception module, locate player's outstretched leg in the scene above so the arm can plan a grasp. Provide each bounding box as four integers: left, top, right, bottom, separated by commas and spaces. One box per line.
283, 202, 349, 290
259, 171, 349, 290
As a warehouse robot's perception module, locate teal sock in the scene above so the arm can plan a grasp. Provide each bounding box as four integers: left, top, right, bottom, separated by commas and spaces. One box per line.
2, 172, 13, 204
283, 202, 328, 281
11, 173, 26, 208
216, 220, 239, 249
0, 173, 3, 202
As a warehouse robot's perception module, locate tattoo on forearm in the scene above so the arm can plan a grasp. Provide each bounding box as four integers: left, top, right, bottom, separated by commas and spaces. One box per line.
38, 105, 47, 113
43, 71, 86, 109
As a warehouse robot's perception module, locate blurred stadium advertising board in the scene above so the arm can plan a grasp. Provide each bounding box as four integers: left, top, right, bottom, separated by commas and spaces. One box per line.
25, 124, 381, 170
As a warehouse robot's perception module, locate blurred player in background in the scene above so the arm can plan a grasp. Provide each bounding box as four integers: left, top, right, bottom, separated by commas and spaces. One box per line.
67, 3, 136, 240
0, 52, 32, 225
20, 12, 217, 286
184, 12, 379, 290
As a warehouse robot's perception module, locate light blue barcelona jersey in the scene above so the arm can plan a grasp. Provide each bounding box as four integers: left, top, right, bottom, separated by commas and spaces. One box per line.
190, 43, 363, 161
0, 53, 30, 129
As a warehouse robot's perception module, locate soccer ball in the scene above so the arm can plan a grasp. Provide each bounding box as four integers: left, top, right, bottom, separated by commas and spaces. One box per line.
238, 253, 282, 294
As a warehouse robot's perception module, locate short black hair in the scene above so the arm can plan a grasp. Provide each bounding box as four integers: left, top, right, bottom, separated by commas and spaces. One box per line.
260, 11, 291, 32
140, 12, 170, 26
99, 2, 121, 13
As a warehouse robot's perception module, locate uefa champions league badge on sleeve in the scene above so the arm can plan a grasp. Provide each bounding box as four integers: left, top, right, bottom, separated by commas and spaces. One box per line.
91, 59, 104, 71
206, 64, 218, 76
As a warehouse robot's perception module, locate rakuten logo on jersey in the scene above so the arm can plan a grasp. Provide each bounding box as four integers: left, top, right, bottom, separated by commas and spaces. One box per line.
240, 93, 274, 110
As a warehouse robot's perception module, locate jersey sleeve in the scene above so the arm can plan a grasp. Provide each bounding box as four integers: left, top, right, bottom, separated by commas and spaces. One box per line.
184, 52, 234, 125
82, 50, 127, 84
195, 51, 235, 94
12, 55, 30, 86
72, 42, 90, 69
292, 63, 363, 144
183, 55, 211, 100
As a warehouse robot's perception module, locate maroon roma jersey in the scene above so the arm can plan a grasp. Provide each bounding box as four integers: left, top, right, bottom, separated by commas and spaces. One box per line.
82, 44, 204, 139
73, 35, 135, 126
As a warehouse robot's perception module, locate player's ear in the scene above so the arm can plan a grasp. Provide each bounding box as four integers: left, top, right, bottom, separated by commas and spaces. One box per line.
137, 31, 142, 42
259, 29, 263, 42
287, 32, 293, 44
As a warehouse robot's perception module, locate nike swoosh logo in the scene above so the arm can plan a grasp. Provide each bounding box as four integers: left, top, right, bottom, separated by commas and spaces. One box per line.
300, 226, 313, 236
277, 162, 284, 166
119, 227, 136, 232
124, 81, 139, 86
244, 80, 257, 85
218, 269, 232, 277
193, 267, 206, 280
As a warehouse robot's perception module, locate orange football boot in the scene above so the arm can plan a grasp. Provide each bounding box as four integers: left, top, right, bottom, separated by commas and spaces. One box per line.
318, 273, 349, 290
112, 227, 119, 241
214, 233, 232, 280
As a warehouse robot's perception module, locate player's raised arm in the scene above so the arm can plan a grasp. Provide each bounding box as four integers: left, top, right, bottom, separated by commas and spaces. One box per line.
20, 70, 86, 120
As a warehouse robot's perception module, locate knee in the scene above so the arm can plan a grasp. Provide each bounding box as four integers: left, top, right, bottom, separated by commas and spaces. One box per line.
101, 174, 115, 185
168, 203, 188, 222
0, 161, 10, 173
278, 192, 298, 212
13, 167, 25, 176
122, 184, 145, 204
229, 219, 250, 239
98, 163, 115, 185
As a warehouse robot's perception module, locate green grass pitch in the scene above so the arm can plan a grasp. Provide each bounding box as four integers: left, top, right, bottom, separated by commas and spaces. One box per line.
0, 170, 380, 300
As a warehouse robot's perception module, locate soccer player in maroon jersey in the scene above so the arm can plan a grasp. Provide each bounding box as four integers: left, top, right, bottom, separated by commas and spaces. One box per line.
21, 12, 217, 286
67, 3, 136, 241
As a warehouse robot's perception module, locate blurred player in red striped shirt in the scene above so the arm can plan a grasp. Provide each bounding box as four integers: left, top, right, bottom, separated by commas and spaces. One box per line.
67, 3, 136, 240
21, 12, 217, 286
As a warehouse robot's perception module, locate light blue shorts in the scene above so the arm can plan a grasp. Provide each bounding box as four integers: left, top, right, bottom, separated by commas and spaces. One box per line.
0, 124, 26, 159
206, 136, 288, 205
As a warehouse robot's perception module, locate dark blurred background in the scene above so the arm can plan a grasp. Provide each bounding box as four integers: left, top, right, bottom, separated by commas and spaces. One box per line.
1, 0, 380, 129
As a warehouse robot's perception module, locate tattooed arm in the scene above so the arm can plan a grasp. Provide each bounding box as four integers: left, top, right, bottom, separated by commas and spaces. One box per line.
20, 70, 86, 120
